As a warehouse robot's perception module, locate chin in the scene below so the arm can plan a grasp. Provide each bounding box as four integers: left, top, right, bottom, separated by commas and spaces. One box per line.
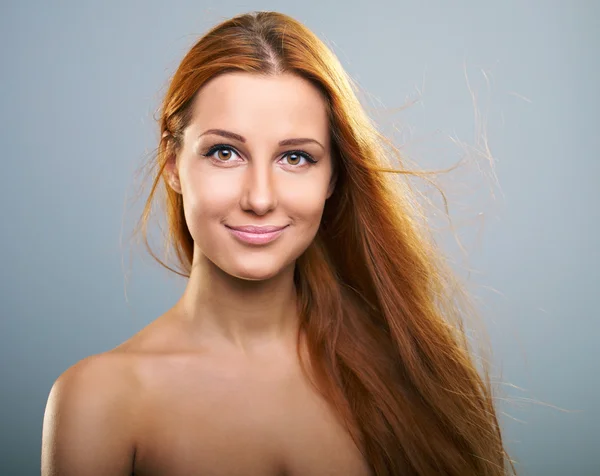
223, 255, 292, 282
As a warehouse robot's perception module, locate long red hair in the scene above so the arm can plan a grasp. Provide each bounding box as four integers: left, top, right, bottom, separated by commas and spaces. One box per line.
136, 11, 515, 475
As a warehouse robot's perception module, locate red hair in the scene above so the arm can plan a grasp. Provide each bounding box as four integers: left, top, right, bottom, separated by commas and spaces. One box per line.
136, 11, 515, 475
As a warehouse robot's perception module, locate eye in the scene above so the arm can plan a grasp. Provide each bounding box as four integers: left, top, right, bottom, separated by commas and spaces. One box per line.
202, 144, 239, 162
281, 150, 317, 167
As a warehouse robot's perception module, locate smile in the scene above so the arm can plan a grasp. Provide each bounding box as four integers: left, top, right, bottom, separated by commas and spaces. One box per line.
225, 225, 288, 245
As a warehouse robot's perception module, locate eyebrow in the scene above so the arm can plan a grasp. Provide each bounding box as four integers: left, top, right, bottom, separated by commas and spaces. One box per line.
198, 129, 325, 151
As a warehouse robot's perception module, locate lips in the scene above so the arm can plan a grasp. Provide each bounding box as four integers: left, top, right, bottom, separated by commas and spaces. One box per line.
225, 224, 288, 245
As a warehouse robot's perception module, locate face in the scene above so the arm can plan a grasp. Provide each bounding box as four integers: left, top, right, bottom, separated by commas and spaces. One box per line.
166, 72, 335, 281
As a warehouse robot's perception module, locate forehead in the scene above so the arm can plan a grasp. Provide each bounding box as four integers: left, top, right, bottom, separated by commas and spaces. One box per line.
188, 72, 330, 144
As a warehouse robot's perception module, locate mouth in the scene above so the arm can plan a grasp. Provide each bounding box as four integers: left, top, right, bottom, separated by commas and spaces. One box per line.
225, 224, 289, 245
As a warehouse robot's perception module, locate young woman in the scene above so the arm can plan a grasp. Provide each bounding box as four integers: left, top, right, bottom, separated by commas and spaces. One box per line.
42, 11, 515, 476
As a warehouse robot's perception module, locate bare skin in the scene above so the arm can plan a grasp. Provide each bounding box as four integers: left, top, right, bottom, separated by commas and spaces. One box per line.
41, 73, 372, 475
42, 309, 370, 476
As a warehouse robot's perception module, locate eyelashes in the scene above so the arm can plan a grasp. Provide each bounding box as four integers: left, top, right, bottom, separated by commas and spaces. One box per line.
201, 143, 317, 167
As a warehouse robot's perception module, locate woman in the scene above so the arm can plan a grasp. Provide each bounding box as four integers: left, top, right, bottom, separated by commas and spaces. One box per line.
42, 11, 515, 476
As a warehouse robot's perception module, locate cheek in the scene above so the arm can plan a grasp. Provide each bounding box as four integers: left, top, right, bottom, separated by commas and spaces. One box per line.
180, 172, 238, 228
281, 179, 329, 225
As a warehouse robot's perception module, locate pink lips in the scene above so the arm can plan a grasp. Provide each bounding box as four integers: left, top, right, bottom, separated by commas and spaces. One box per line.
225, 224, 288, 245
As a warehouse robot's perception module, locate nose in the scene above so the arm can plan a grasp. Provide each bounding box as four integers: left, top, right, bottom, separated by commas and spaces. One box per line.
240, 160, 278, 216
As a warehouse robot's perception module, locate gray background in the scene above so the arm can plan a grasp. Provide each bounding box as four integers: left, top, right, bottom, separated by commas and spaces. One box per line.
1, 0, 598, 474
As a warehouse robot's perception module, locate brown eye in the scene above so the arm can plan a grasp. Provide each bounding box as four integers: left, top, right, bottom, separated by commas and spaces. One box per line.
281, 151, 316, 167
216, 148, 232, 161
203, 145, 239, 162
286, 153, 301, 165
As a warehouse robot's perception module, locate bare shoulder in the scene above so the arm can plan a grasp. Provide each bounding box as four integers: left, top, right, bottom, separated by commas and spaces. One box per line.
59, 349, 138, 385
46, 351, 140, 410
41, 352, 140, 476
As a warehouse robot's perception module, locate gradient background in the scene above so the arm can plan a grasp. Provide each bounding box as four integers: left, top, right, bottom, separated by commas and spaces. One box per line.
1, 1, 598, 475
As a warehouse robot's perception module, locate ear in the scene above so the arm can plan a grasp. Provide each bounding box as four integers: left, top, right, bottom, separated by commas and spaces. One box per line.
162, 132, 182, 194
326, 169, 337, 199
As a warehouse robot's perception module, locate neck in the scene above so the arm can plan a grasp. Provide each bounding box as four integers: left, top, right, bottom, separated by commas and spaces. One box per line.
175, 251, 300, 354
